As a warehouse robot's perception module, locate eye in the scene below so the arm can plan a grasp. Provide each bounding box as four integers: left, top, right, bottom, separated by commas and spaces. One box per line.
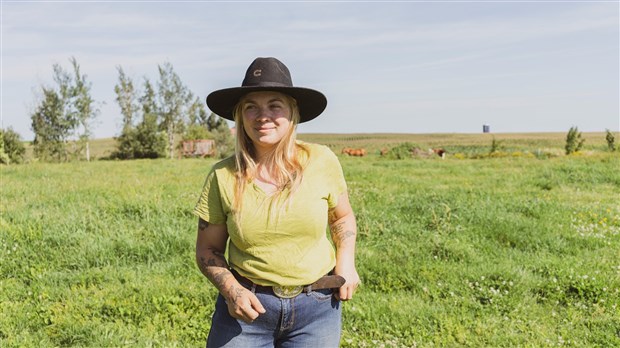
244, 104, 257, 111
270, 103, 284, 110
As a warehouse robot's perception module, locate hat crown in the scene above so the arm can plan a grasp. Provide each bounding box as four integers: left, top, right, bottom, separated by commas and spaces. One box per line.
242, 57, 293, 88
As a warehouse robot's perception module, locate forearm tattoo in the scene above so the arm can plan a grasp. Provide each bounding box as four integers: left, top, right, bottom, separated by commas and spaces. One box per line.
227, 283, 245, 306
330, 220, 356, 248
197, 218, 232, 292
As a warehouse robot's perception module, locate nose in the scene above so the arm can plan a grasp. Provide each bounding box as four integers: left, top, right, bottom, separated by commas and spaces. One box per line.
255, 107, 272, 121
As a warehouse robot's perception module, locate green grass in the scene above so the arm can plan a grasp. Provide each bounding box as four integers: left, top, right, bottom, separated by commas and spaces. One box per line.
2, 134, 619, 347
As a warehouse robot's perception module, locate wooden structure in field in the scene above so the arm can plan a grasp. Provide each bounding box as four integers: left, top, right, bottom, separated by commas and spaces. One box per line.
182, 139, 216, 158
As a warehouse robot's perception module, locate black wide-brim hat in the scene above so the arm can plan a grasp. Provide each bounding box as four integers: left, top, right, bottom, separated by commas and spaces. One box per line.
206, 57, 327, 123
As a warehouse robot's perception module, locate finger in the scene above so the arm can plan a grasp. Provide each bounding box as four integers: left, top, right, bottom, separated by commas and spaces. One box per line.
249, 293, 266, 314
339, 286, 350, 301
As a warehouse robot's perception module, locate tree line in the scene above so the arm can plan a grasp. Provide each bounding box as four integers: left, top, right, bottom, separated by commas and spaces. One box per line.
1, 57, 618, 164
111, 62, 232, 160
0, 57, 233, 164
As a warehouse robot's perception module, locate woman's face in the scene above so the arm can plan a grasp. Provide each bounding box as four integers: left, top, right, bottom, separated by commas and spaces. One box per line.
241, 91, 293, 153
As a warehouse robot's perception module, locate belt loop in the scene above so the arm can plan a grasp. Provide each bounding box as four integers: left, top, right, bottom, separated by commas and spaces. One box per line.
251, 284, 256, 294
305, 285, 312, 295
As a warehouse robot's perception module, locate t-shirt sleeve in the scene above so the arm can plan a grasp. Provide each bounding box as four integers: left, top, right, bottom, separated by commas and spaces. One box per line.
193, 169, 227, 224
323, 147, 348, 209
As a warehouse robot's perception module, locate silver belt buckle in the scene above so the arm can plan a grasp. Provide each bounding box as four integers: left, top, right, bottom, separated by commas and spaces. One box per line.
273, 285, 303, 298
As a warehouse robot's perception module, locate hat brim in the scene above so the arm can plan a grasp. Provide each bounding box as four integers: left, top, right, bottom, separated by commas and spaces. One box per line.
206, 86, 327, 123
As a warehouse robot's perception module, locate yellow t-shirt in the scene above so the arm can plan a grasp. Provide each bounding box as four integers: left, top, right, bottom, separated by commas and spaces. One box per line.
193, 141, 347, 287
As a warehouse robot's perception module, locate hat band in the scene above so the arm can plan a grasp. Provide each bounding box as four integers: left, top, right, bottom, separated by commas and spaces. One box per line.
242, 81, 292, 88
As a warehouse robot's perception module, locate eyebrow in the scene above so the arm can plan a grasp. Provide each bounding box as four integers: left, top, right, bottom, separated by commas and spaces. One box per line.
243, 97, 285, 104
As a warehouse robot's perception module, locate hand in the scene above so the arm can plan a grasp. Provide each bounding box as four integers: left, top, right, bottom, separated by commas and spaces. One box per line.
334, 263, 360, 301
225, 284, 266, 323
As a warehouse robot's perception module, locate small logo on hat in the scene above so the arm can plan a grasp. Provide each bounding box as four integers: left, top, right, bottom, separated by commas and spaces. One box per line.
253, 69, 262, 77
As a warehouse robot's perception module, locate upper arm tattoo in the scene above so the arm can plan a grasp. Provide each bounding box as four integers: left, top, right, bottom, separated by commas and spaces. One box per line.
328, 208, 338, 225
198, 218, 209, 233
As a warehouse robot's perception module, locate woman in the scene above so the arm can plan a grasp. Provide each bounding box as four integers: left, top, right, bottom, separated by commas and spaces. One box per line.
194, 57, 360, 347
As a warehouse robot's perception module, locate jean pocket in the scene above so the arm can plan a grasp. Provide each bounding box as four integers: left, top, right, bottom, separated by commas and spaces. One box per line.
308, 288, 334, 302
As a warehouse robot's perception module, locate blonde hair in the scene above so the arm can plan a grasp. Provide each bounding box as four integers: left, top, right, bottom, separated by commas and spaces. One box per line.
232, 93, 308, 215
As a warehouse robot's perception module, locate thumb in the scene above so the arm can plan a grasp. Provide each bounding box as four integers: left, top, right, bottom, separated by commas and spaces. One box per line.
249, 293, 266, 314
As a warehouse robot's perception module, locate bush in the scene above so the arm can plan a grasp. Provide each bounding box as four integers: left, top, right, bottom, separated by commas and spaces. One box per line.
0, 127, 26, 164
0, 135, 8, 164
211, 123, 235, 159
110, 114, 167, 159
183, 124, 211, 141
384, 142, 420, 159
605, 129, 616, 152
489, 137, 503, 154
565, 126, 585, 155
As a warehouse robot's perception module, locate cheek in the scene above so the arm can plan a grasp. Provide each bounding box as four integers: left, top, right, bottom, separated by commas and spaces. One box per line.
242, 111, 256, 122
275, 118, 292, 132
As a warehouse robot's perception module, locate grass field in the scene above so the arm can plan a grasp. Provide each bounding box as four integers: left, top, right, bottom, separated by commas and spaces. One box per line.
2, 133, 619, 347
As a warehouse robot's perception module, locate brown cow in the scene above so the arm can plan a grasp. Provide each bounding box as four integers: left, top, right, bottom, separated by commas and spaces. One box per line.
432, 148, 446, 159
342, 148, 367, 157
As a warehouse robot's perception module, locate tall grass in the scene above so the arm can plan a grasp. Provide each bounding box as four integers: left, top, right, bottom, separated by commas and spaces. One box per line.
1, 136, 619, 347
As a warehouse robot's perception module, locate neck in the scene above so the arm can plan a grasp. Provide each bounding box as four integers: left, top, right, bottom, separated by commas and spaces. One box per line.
254, 144, 275, 163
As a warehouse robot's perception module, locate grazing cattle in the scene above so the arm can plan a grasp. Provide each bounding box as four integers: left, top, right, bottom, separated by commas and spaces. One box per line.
380, 148, 389, 156
342, 148, 367, 157
433, 148, 446, 159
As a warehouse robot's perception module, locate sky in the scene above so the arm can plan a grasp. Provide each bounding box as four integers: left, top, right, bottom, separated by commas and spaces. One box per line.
1, 1, 619, 141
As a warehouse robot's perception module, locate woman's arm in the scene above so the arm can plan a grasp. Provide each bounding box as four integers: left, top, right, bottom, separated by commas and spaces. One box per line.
328, 192, 361, 301
195, 218, 265, 322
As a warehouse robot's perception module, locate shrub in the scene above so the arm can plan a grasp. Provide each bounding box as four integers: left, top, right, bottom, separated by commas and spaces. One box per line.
385, 142, 419, 159
565, 126, 585, 155
0, 133, 8, 164
489, 137, 503, 154
110, 114, 167, 159
0, 127, 27, 164
605, 129, 616, 152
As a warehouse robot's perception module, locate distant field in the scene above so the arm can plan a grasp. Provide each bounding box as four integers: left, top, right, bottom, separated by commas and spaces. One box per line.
3, 133, 619, 347
21, 132, 612, 161
299, 132, 611, 158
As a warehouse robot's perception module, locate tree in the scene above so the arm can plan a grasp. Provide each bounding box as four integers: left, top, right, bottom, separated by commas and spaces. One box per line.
133, 112, 167, 158
187, 94, 208, 127
0, 131, 9, 165
69, 57, 99, 161
156, 62, 191, 159
0, 127, 26, 164
30, 57, 98, 162
114, 66, 139, 133
181, 95, 212, 152
565, 126, 585, 155
138, 79, 166, 157
31, 87, 71, 161
111, 76, 166, 160
112, 67, 140, 159
206, 112, 226, 131
210, 117, 234, 158
605, 129, 616, 152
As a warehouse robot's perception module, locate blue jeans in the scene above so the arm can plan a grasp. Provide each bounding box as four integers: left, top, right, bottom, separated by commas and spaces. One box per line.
206, 284, 342, 348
